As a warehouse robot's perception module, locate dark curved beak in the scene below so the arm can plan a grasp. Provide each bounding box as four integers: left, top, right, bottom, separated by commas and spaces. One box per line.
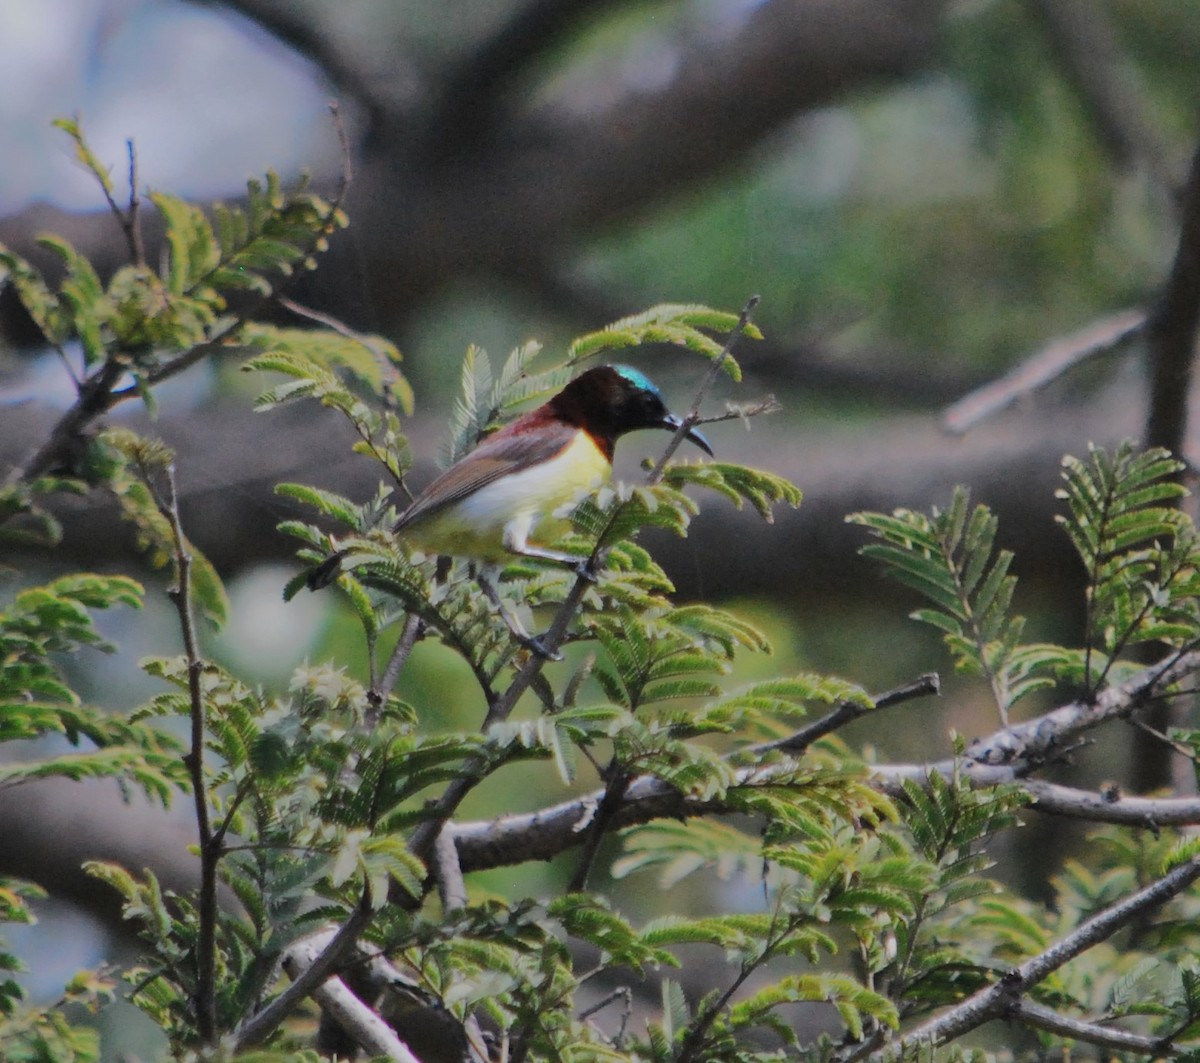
662, 415, 714, 457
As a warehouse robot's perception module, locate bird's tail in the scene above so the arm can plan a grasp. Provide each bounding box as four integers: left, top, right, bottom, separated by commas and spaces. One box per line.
307, 548, 349, 591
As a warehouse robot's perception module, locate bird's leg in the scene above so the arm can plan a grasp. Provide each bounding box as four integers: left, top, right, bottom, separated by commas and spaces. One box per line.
474, 565, 563, 661
515, 545, 599, 583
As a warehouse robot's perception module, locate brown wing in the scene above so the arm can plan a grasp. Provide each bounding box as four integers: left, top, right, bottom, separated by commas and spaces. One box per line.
393, 420, 578, 531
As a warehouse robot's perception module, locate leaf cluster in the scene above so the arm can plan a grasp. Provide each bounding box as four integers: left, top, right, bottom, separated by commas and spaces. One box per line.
851, 442, 1200, 720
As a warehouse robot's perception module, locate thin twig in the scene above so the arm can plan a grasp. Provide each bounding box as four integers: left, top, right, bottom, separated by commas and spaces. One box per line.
376, 613, 425, 706
1126, 711, 1200, 764
695, 396, 782, 426
577, 985, 632, 1024
647, 294, 760, 484
329, 98, 353, 192
761, 673, 940, 756
126, 138, 146, 268
155, 463, 217, 1044
89, 140, 139, 265
942, 308, 1144, 434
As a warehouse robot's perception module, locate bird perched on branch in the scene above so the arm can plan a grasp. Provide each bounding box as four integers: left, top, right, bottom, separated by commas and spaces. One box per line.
307, 364, 712, 656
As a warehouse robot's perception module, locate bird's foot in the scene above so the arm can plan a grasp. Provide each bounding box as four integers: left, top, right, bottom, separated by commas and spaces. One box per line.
572, 558, 599, 584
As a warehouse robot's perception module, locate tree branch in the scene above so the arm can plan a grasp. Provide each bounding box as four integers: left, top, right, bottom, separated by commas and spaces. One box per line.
1027, 0, 1178, 192
153, 462, 217, 1045
942, 308, 1145, 434
762, 673, 940, 756
450, 648, 1200, 874
1008, 997, 1181, 1055
1145, 137, 1200, 465
235, 892, 373, 1049
861, 853, 1200, 1059
278, 926, 420, 1063
1018, 778, 1200, 827
192, 0, 394, 126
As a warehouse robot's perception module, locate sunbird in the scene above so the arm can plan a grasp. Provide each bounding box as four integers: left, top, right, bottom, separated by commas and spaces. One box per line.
307, 364, 712, 656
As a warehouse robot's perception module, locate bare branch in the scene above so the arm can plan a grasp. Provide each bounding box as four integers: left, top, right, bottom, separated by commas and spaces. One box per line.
278, 926, 420, 1063
1008, 997, 1181, 1054
236, 894, 373, 1050
943, 308, 1145, 434
450, 649, 1200, 874
1019, 779, 1200, 827
126, 138, 146, 267
1145, 138, 1200, 464
432, 828, 467, 912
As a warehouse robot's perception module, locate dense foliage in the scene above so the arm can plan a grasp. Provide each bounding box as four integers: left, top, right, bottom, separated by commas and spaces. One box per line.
2, 125, 1200, 1063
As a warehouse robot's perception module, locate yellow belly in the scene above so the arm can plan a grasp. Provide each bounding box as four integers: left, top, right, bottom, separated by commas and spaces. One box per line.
401, 433, 610, 562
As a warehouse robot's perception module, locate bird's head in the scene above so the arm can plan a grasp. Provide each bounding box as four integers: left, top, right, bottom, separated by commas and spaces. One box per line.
552, 365, 713, 456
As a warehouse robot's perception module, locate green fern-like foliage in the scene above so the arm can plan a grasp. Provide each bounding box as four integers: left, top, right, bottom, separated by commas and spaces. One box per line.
1056, 442, 1193, 690
0, 118, 345, 435
565, 303, 759, 381
0, 573, 184, 798
884, 772, 1031, 1012
849, 486, 1070, 722
444, 340, 574, 465
852, 442, 1199, 723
